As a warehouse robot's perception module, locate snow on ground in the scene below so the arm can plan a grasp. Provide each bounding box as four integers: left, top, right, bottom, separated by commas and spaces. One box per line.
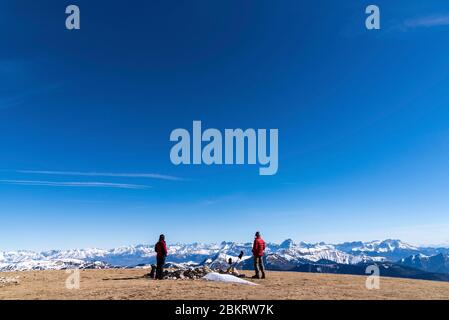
203, 272, 258, 285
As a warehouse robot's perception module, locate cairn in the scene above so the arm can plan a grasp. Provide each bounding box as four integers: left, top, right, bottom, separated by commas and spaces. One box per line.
145, 265, 245, 280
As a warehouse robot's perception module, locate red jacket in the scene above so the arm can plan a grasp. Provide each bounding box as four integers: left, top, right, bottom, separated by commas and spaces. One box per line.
155, 240, 167, 258
252, 236, 266, 257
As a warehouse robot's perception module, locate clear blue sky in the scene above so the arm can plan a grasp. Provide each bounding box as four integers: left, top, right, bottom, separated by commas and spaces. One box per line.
1, 1, 449, 251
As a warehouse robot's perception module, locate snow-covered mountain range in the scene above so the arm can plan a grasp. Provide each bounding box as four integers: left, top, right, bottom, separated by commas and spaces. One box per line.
2, 239, 449, 274
399, 253, 449, 274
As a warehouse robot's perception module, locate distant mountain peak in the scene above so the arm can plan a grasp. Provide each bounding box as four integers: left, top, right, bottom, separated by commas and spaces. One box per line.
280, 239, 294, 249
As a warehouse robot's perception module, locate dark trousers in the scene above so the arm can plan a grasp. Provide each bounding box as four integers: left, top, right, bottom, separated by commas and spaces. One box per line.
156, 256, 166, 280
254, 256, 265, 275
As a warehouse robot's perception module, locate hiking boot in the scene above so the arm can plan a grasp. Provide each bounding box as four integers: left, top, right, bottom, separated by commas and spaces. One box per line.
261, 272, 266, 279
251, 274, 260, 279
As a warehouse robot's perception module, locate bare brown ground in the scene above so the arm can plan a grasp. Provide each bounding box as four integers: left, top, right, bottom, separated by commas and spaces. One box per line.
1, 269, 449, 300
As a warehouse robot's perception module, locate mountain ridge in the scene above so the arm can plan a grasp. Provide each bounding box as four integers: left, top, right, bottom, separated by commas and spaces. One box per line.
2, 239, 449, 283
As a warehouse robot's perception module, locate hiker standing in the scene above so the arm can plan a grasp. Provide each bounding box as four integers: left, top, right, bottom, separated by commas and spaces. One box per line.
155, 234, 168, 280
252, 231, 266, 279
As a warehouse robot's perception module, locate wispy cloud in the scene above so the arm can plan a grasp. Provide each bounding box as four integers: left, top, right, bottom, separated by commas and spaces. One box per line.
0, 82, 61, 110
0, 180, 150, 189
402, 14, 449, 29
15, 170, 182, 181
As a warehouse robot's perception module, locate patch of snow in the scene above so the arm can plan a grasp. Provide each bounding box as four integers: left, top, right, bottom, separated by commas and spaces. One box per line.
203, 272, 258, 285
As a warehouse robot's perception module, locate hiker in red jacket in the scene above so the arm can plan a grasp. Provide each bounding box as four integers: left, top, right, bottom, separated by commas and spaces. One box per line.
155, 234, 168, 280
252, 231, 266, 279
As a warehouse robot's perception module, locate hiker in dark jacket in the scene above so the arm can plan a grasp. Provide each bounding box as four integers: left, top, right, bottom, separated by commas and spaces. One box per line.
252, 231, 266, 279
155, 234, 168, 280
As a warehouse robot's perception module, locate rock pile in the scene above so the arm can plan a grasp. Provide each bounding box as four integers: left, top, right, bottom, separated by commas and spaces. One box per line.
145, 265, 246, 280
0, 276, 20, 286
162, 266, 212, 280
